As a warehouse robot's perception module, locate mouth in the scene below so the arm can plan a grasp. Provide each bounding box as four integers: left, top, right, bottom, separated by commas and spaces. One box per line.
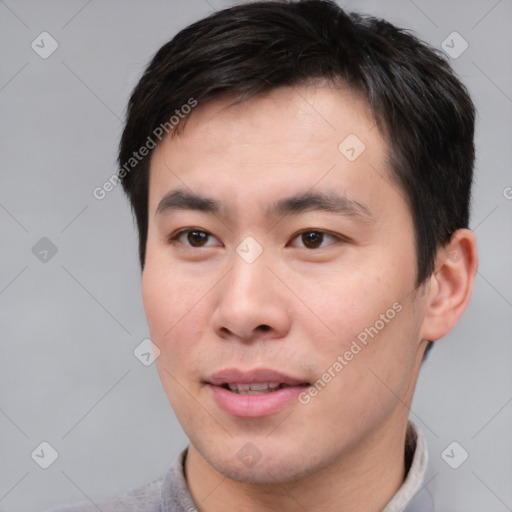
220, 382, 307, 395
205, 368, 311, 418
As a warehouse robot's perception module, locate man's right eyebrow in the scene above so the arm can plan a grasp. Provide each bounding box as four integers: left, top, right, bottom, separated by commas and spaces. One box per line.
155, 189, 221, 217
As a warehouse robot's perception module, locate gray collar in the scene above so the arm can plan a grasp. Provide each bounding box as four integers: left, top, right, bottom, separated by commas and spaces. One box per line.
382, 420, 432, 512
162, 420, 431, 512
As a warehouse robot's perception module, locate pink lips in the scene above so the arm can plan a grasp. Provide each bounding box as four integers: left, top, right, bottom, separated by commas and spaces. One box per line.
206, 368, 309, 419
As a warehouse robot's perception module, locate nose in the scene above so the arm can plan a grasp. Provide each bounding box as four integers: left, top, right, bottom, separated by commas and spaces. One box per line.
211, 250, 291, 342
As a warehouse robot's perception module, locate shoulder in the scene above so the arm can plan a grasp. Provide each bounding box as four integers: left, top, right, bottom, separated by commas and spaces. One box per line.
42, 478, 163, 512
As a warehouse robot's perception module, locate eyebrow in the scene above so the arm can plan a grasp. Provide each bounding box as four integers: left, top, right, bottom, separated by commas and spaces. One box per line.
156, 189, 221, 216
268, 189, 373, 220
155, 188, 373, 221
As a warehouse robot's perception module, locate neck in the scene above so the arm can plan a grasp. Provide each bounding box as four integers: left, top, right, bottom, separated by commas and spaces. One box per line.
185, 413, 410, 512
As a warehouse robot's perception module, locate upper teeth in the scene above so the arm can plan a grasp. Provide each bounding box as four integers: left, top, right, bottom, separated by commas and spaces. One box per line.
228, 382, 281, 394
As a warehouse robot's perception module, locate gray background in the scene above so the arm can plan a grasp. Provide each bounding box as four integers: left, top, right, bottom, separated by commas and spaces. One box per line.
0, 0, 511, 510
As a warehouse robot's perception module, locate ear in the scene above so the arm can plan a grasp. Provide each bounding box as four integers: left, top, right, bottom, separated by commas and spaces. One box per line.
420, 229, 478, 342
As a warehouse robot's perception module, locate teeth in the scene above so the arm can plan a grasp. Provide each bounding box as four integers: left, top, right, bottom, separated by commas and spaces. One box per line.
227, 382, 281, 394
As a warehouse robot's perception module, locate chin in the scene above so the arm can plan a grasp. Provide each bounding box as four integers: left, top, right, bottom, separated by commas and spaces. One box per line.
214, 457, 311, 485
197, 438, 329, 485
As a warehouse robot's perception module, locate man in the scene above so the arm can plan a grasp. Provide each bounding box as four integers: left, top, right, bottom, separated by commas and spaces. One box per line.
48, 0, 478, 510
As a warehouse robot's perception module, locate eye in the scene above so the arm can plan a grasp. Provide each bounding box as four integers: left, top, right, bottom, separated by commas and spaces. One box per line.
168, 229, 221, 248
289, 230, 341, 249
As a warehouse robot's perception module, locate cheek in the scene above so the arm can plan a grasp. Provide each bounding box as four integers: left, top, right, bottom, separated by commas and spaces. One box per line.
324, 294, 422, 406
142, 258, 205, 333
141, 269, 171, 339
142, 267, 211, 419
299, 266, 404, 344
142, 266, 203, 366
300, 267, 420, 399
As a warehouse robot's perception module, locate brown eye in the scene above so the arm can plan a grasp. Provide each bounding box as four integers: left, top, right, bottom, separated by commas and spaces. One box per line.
290, 230, 339, 249
169, 229, 220, 248
187, 230, 209, 247
302, 231, 324, 248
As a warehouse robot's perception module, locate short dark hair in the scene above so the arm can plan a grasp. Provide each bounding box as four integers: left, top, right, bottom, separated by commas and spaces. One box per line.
119, 0, 475, 289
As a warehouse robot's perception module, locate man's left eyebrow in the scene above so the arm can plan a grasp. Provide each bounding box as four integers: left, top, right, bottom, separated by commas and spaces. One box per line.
267, 190, 374, 221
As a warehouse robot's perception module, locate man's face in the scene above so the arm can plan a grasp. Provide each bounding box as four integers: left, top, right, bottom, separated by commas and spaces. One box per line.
143, 84, 429, 483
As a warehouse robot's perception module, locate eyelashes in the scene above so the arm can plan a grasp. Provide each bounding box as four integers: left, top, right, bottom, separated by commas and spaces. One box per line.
169, 229, 219, 248
168, 228, 345, 250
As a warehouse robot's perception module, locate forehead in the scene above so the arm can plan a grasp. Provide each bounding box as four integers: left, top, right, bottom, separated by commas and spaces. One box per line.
168, 84, 378, 157
147, 84, 402, 223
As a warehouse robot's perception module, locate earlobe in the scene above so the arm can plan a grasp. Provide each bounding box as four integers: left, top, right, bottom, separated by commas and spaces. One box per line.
420, 229, 478, 342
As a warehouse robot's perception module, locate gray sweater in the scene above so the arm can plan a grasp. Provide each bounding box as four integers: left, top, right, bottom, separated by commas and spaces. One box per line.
45, 422, 432, 512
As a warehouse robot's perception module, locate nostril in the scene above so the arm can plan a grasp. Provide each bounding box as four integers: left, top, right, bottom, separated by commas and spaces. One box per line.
258, 324, 271, 332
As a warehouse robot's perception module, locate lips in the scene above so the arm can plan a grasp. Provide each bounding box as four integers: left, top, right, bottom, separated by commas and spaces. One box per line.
207, 368, 308, 387
205, 368, 310, 418
226, 382, 285, 394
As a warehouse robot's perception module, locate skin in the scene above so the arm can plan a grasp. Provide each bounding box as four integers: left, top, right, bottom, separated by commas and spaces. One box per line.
142, 83, 478, 512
